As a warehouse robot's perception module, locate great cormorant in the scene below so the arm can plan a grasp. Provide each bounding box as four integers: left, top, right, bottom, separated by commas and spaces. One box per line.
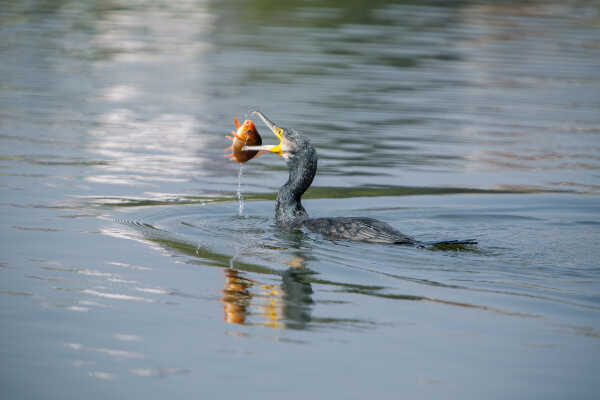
242, 111, 476, 247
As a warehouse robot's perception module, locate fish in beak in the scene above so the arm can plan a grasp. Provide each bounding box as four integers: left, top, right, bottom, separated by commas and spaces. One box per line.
224, 118, 263, 163
241, 111, 285, 157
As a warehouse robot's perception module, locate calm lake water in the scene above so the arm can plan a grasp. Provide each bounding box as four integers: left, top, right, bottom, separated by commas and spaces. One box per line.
1, 0, 600, 398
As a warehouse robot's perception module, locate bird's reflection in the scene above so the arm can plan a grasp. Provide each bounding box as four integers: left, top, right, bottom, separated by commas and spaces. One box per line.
279, 267, 314, 329
221, 264, 314, 329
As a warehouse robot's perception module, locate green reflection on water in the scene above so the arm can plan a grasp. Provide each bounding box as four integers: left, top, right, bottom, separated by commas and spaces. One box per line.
86, 184, 542, 208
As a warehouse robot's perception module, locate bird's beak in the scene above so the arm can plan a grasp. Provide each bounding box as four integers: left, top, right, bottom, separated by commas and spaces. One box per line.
241, 111, 283, 157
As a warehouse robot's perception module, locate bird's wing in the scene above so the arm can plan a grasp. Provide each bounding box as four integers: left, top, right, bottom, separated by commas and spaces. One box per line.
306, 217, 413, 244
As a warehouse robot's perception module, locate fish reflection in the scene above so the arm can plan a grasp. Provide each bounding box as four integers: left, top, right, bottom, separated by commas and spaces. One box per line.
221, 266, 313, 329
222, 268, 253, 325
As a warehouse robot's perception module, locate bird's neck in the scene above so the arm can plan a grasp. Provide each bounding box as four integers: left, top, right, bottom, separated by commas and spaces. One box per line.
275, 185, 308, 227
275, 147, 317, 226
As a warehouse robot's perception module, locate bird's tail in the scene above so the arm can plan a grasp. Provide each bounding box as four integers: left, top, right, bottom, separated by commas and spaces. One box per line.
420, 239, 478, 250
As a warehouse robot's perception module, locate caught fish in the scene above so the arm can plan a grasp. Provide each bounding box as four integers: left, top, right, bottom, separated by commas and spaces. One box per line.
225, 118, 262, 163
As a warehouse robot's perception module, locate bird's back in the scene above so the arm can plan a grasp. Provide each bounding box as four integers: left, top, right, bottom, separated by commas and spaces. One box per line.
303, 217, 414, 244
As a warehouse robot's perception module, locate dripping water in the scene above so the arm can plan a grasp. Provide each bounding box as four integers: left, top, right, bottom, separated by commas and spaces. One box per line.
236, 164, 245, 216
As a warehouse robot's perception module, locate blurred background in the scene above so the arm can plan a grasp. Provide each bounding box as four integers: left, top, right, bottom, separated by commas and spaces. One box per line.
1, 0, 599, 398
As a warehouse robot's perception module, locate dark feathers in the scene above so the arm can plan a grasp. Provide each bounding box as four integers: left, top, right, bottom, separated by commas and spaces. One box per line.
264, 113, 475, 247
303, 217, 414, 244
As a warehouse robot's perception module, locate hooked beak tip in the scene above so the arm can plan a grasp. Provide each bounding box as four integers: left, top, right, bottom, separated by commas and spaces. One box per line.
252, 111, 281, 136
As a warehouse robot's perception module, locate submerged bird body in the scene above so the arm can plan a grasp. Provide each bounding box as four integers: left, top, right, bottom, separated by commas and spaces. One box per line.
304, 217, 414, 244
241, 111, 475, 247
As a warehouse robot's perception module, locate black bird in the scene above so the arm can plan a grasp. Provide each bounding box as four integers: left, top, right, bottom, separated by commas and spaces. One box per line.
243, 111, 476, 247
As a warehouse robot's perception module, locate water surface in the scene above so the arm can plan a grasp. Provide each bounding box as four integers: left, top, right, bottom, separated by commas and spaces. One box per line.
1, 1, 600, 398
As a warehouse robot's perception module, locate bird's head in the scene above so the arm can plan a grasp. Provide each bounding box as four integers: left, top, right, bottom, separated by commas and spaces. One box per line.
242, 111, 314, 165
